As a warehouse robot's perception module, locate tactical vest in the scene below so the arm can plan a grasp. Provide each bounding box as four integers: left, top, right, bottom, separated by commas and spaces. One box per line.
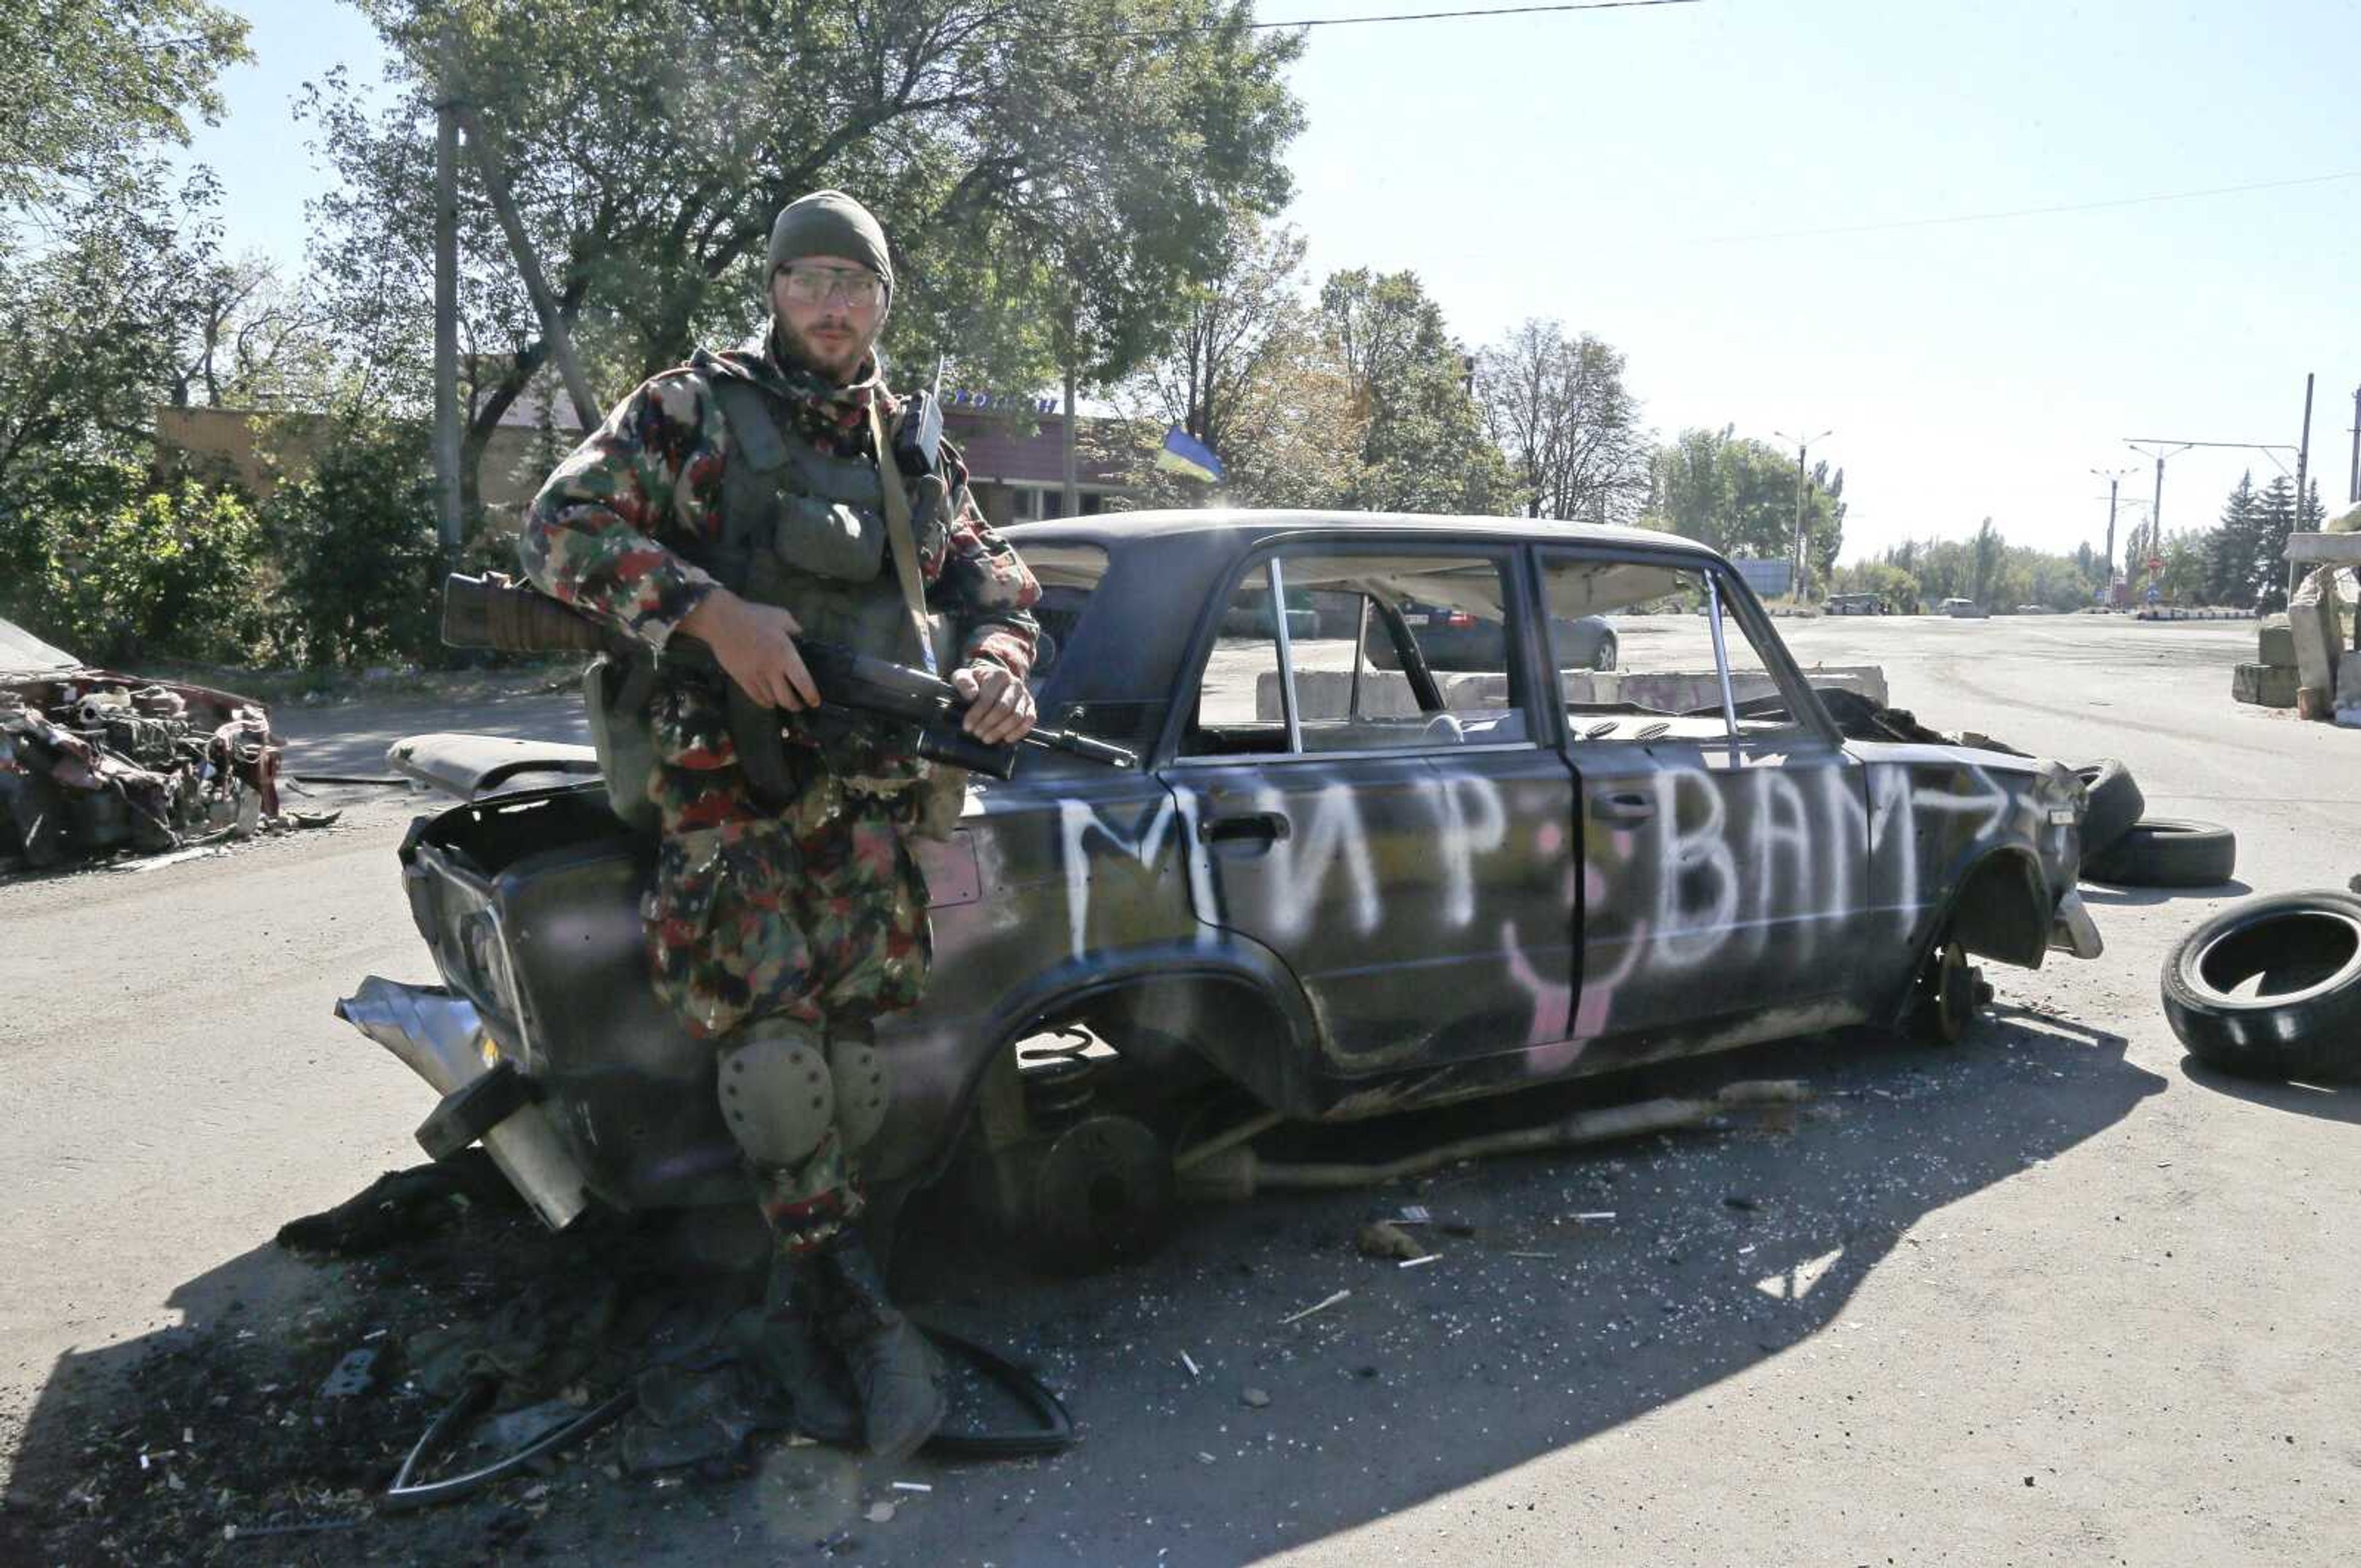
585, 372, 946, 835
700, 377, 928, 672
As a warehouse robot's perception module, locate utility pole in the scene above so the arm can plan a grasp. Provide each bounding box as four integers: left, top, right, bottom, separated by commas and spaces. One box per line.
2292, 372, 2315, 605
2348, 382, 2360, 505
1772, 428, 1831, 601
2090, 465, 2134, 590
432, 84, 463, 559
453, 103, 601, 434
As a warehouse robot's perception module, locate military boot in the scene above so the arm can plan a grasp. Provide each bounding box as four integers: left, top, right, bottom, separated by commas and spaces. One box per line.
721, 1255, 861, 1448
804, 1230, 944, 1461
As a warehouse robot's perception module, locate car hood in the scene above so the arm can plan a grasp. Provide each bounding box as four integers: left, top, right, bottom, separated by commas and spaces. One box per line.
0, 619, 79, 675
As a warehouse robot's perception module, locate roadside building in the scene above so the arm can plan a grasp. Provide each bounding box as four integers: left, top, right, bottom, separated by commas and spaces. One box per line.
155, 377, 1137, 529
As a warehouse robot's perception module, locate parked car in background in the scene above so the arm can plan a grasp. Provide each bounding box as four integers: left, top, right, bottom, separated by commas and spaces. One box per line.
1940, 597, 1990, 619
1826, 592, 1886, 615
1370, 601, 1618, 671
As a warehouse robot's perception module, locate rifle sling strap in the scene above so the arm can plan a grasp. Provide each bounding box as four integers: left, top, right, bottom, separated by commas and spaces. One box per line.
867, 404, 936, 677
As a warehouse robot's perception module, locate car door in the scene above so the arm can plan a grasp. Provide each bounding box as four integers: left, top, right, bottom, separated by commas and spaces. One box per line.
1539, 546, 1871, 1065
1158, 540, 1579, 1093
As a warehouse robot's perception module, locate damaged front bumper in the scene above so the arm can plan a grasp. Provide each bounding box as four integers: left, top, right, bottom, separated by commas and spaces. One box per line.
336, 975, 594, 1231
2048, 889, 2105, 959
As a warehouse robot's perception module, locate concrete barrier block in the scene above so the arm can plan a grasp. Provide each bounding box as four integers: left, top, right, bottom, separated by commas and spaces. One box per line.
2339, 652, 2361, 727
2232, 661, 2299, 708
1265, 663, 1893, 723
2288, 568, 2341, 693
2258, 615, 2296, 668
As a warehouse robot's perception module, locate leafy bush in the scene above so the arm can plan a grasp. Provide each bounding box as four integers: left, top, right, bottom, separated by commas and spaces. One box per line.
263, 420, 446, 667
37, 471, 272, 666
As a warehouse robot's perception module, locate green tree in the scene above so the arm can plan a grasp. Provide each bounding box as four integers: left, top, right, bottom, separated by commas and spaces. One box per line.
38, 471, 271, 666
1827, 559, 1920, 613
1474, 320, 1647, 525
2247, 475, 2324, 613
0, 0, 250, 219
2202, 472, 2260, 607
1317, 269, 1513, 514
1113, 220, 1364, 511
1969, 517, 2003, 606
261, 420, 446, 666
1641, 426, 1840, 581
307, 0, 1302, 516
0, 0, 252, 625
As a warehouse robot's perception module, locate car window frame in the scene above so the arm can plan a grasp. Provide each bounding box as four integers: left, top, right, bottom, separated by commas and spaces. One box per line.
1528, 542, 1843, 753
1162, 536, 1546, 768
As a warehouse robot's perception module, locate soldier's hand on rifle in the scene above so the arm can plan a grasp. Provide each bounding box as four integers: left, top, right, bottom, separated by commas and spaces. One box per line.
953, 664, 1037, 746
680, 589, 820, 712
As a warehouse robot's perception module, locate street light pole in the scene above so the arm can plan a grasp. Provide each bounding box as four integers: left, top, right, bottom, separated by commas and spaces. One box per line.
2124, 441, 2194, 585
1773, 428, 1831, 601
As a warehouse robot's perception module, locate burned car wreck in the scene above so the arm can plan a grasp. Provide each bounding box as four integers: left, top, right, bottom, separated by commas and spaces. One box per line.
346, 513, 2104, 1259
0, 618, 285, 871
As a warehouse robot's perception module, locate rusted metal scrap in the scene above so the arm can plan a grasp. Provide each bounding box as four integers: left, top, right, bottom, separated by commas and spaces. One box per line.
1, 622, 297, 870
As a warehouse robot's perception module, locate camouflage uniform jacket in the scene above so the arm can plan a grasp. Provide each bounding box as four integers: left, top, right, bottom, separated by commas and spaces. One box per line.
520, 332, 1040, 695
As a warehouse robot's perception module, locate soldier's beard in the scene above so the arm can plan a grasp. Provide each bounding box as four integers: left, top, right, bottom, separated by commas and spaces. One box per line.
775, 314, 878, 387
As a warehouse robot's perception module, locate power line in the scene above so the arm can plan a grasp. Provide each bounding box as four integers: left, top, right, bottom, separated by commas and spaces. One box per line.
1706, 168, 2361, 244
1077, 0, 1703, 41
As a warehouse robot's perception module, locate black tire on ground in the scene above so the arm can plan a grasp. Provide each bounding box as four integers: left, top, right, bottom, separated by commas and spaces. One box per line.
2084, 817, 2236, 888
2074, 759, 2145, 866
2162, 891, 2361, 1081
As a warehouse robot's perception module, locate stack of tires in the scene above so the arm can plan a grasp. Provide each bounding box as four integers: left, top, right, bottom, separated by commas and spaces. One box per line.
2079, 759, 2361, 1083
2074, 760, 2237, 888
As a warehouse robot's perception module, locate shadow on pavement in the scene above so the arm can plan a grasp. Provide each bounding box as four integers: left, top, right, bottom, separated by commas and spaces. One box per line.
2, 1009, 2162, 1567
2177, 1055, 2361, 1125
2078, 878, 2253, 906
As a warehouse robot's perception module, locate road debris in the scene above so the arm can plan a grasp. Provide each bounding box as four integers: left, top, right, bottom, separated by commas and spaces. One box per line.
317, 1348, 378, 1400
1278, 1290, 1350, 1326
1397, 1255, 1439, 1270
1181, 1081, 1814, 1199
1353, 1221, 1429, 1263
1178, 1351, 1201, 1379
0, 631, 314, 871
866, 1500, 898, 1523
1572, 1211, 1617, 1224
1241, 1387, 1271, 1409
892, 1481, 933, 1493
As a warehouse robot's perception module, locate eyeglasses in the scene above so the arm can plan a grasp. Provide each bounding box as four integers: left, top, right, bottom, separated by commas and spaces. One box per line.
777, 264, 884, 309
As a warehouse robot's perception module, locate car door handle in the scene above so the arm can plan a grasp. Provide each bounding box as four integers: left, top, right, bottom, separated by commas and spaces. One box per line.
1593, 791, 1655, 823
1199, 811, 1291, 844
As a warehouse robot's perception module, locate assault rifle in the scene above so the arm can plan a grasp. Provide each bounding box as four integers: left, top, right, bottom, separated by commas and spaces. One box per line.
440, 572, 1135, 781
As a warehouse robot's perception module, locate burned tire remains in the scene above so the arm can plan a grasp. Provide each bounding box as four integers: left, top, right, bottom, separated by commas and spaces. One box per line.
2084, 817, 2236, 888
2162, 891, 2361, 1081
2074, 759, 2145, 867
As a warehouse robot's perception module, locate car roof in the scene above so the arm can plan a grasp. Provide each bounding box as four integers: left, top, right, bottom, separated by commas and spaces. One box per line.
1003, 509, 1727, 562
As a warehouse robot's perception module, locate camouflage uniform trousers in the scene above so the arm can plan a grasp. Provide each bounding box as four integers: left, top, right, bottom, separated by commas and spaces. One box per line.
643, 682, 931, 1254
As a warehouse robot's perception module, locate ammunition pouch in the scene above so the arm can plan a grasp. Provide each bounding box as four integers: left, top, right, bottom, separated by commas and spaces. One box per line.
587, 652, 662, 835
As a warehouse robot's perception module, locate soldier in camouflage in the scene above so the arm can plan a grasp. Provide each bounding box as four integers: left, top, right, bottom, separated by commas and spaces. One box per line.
521, 190, 1040, 1460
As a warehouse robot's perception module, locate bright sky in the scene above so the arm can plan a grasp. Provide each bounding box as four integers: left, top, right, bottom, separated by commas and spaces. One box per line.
186, 0, 2361, 565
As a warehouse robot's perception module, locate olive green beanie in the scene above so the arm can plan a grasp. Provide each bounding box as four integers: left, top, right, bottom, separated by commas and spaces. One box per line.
764, 191, 893, 296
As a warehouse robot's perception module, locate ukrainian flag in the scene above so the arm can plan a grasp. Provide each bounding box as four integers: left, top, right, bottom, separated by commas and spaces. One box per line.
1154, 426, 1224, 484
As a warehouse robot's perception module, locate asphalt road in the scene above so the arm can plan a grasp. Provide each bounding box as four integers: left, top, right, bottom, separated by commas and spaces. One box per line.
4, 614, 2359, 1566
